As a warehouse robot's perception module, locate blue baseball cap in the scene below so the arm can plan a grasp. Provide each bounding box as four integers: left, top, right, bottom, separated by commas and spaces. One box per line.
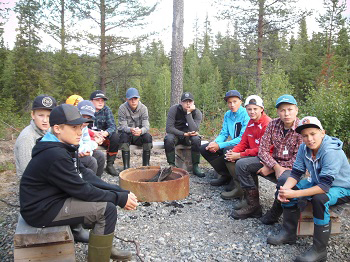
126, 88, 140, 99
275, 94, 297, 108
224, 90, 242, 101
77, 100, 96, 119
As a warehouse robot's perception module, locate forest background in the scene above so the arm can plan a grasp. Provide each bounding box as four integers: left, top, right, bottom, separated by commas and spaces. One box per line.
0, 0, 350, 155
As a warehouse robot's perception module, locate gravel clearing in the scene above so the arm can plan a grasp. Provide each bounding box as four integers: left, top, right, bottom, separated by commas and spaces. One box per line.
0, 147, 349, 261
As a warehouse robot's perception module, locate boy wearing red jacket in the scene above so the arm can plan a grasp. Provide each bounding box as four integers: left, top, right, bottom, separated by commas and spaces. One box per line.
223, 95, 271, 209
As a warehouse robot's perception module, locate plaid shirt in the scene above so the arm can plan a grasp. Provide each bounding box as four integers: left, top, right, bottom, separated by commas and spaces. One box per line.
258, 118, 302, 169
93, 105, 117, 135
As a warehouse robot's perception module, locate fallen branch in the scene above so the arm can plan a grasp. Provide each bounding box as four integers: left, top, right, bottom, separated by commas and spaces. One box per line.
0, 199, 20, 208
114, 235, 144, 262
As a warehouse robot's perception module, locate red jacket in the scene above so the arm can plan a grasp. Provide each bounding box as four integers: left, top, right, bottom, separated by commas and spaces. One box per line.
233, 113, 271, 157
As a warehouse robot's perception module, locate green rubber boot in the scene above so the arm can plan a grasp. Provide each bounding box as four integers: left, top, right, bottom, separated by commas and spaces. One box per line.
191, 151, 205, 177
166, 151, 176, 167
88, 232, 114, 262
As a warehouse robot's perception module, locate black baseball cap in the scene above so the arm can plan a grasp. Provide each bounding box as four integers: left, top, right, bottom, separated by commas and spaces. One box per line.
32, 95, 57, 110
224, 90, 242, 101
181, 92, 194, 102
50, 104, 90, 126
90, 90, 108, 100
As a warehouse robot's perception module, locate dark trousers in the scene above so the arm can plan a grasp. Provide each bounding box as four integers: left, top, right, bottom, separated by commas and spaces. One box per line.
199, 143, 233, 174
102, 132, 119, 155
119, 131, 153, 151
164, 134, 201, 153
45, 198, 117, 235
235, 156, 290, 197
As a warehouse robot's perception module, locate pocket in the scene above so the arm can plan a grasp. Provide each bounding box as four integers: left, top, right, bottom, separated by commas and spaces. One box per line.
234, 122, 242, 138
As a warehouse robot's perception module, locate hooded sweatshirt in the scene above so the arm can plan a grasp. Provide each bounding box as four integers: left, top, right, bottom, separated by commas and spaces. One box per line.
290, 135, 350, 192
20, 132, 128, 227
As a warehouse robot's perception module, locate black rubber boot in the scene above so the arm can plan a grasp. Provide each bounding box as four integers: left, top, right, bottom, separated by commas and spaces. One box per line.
105, 154, 117, 176
267, 206, 300, 245
209, 156, 231, 186
142, 150, 151, 166
295, 223, 331, 262
230, 188, 262, 219
191, 151, 205, 177
261, 199, 283, 225
122, 151, 130, 170
165, 151, 176, 167
71, 224, 89, 243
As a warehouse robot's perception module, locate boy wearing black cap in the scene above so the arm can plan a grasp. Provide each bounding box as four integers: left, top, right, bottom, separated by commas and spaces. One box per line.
90, 90, 119, 176
117, 88, 153, 170
15, 94, 57, 177
200, 90, 250, 184
164, 92, 205, 177
20, 104, 137, 261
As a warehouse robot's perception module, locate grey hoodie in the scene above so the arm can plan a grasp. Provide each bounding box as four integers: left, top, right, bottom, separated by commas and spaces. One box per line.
14, 120, 47, 177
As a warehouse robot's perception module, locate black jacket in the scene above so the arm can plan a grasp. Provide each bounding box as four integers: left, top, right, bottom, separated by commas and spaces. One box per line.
20, 140, 128, 227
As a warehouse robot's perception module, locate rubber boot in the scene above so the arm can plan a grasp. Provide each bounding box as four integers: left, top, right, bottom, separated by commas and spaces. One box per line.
88, 232, 114, 262
142, 150, 151, 166
209, 156, 231, 186
230, 188, 262, 219
295, 223, 331, 262
221, 161, 243, 200
71, 224, 89, 243
224, 179, 236, 192
110, 247, 133, 261
122, 151, 130, 170
166, 151, 176, 167
105, 154, 117, 176
232, 196, 248, 210
267, 206, 301, 245
191, 151, 205, 177
260, 199, 283, 225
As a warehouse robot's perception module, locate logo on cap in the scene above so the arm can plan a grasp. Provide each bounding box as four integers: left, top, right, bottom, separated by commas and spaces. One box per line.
185, 93, 189, 98
42, 97, 53, 108
302, 118, 311, 125
81, 105, 95, 113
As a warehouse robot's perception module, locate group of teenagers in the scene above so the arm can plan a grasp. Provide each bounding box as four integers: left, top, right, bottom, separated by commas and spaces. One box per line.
14, 87, 350, 262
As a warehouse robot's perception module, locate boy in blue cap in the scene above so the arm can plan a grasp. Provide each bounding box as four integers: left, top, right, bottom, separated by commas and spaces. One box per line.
267, 116, 350, 262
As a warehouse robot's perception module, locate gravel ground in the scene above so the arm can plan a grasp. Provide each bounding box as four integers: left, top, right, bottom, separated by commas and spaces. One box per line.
1, 148, 349, 262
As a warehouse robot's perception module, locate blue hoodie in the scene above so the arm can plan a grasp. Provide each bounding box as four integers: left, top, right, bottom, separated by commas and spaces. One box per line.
215, 106, 250, 149
291, 135, 350, 192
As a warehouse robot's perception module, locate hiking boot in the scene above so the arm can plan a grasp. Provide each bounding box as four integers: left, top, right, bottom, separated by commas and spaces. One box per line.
267, 206, 300, 245
110, 247, 132, 261
230, 188, 262, 219
191, 151, 205, 177
106, 154, 117, 176
261, 199, 283, 225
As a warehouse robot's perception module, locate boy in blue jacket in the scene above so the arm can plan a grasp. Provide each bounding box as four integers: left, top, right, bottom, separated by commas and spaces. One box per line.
200, 90, 250, 186
267, 116, 350, 262
20, 104, 138, 262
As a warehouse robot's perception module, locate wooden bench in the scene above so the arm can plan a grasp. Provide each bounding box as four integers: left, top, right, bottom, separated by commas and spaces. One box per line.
14, 215, 75, 261
98, 140, 209, 172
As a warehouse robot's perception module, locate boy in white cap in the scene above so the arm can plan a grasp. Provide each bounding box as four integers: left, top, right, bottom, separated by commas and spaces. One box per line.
267, 116, 350, 262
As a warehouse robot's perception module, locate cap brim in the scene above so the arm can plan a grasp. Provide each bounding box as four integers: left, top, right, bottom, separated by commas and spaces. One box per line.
65, 117, 90, 125
296, 124, 321, 134
181, 98, 194, 102
275, 102, 296, 108
224, 96, 241, 101
126, 95, 140, 99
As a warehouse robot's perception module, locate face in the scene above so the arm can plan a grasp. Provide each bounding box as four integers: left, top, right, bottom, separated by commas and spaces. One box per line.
245, 104, 264, 121
226, 97, 242, 112
181, 99, 194, 111
91, 98, 105, 111
301, 127, 325, 154
54, 124, 83, 146
277, 103, 298, 127
127, 97, 140, 110
31, 109, 51, 131
82, 115, 92, 127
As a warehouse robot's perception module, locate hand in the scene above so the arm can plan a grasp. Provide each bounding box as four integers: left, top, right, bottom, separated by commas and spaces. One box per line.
78, 151, 91, 158
257, 162, 274, 176
101, 131, 109, 137
94, 135, 105, 145
277, 186, 297, 203
206, 142, 219, 153
131, 127, 142, 136
187, 103, 196, 113
225, 151, 241, 162
274, 165, 291, 179
124, 193, 139, 210
184, 131, 198, 137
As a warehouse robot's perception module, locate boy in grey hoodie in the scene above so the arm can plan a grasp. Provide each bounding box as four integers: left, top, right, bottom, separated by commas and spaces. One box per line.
118, 88, 152, 170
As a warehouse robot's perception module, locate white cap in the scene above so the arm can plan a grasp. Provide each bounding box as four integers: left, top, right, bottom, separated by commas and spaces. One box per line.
244, 95, 264, 108
296, 116, 324, 134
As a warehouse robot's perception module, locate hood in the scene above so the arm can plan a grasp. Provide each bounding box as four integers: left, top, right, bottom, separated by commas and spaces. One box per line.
321, 135, 343, 151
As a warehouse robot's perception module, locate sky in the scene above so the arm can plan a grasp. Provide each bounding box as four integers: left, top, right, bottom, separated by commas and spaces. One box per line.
2, 0, 350, 52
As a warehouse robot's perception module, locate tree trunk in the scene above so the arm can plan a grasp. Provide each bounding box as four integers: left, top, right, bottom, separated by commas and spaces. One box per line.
256, 0, 264, 94
99, 0, 107, 93
60, 0, 65, 53
171, 0, 184, 106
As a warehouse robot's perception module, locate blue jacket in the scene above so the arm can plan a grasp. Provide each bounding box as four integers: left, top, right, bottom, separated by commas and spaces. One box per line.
215, 106, 250, 149
291, 135, 350, 192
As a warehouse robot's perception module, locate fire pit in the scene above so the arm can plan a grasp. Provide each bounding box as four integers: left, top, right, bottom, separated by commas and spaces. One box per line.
119, 166, 189, 202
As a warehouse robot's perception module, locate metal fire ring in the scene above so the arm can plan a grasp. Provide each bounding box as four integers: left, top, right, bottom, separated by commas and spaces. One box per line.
119, 166, 190, 202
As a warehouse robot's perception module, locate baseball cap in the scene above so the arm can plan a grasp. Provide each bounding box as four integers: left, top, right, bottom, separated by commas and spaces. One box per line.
126, 88, 140, 99
32, 95, 57, 110
224, 90, 242, 101
50, 104, 90, 126
244, 95, 264, 108
275, 94, 297, 108
181, 92, 194, 102
90, 90, 108, 100
66, 95, 84, 106
77, 100, 96, 119
296, 116, 324, 134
